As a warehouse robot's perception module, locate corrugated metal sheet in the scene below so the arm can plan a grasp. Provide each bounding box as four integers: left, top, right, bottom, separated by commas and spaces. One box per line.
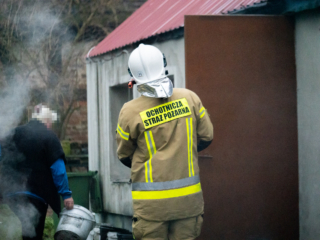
89, 0, 266, 57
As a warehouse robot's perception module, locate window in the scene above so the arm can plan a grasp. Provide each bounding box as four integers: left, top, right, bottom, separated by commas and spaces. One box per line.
109, 83, 133, 182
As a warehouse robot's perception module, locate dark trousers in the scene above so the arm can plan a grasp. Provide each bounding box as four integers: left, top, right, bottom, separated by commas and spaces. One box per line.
6, 195, 48, 240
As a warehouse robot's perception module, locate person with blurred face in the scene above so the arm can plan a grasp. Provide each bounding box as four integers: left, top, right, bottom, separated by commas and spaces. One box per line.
0, 104, 74, 240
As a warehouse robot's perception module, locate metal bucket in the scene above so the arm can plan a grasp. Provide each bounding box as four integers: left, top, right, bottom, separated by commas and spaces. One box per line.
54, 205, 96, 240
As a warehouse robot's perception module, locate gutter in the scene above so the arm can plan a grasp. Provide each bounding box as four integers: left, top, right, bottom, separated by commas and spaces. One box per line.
228, 1, 268, 14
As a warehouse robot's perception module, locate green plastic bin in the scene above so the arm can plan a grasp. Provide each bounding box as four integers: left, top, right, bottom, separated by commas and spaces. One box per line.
53, 171, 103, 229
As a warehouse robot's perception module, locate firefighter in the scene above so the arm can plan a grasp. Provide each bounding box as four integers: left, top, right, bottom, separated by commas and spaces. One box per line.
116, 44, 213, 240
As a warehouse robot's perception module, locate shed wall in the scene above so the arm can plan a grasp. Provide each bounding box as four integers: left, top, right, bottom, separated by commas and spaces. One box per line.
295, 9, 320, 240
86, 8, 320, 236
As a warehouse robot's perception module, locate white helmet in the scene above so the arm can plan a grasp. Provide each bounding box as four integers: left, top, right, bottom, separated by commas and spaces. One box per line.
128, 44, 167, 85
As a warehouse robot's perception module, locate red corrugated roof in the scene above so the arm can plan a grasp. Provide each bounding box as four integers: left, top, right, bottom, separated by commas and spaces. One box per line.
89, 0, 266, 57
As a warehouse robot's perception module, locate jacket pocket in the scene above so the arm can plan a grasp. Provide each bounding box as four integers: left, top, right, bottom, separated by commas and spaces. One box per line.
132, 215, 143, 240
194, 214, 204, 237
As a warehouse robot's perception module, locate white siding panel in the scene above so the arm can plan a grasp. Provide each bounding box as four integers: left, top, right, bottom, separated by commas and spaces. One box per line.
86, 62, 100, 171
97, 60, 133, 216
296, 10, 320, 240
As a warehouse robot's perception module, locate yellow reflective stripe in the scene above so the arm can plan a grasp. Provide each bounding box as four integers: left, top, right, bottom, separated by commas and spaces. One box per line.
144, 162, 149, 183
144, 133, 152, 183
199, 107, 206, 119
132, 183, 202, 200
190, 119, 194, 176
186, 118, 191, 177
118, 124, 129, 136
150, 133, 157, 155
186, 118, 194, 177
117, 124, 129, 140
145, 132, 152, 157
144, 131, 155, 183
149, 162, 153, 182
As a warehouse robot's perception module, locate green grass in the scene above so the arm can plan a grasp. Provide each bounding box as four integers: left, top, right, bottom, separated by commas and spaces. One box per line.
43, 216, 55, 240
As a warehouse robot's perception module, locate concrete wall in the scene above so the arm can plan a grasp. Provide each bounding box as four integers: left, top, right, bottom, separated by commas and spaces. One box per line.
86, 37, 185, 230
295, 9, 320, 240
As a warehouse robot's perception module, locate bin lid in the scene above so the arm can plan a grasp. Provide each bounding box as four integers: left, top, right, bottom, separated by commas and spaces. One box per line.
67, 171, 96, 178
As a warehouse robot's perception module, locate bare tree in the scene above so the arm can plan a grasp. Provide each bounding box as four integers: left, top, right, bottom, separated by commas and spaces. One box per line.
0, 0, 146, 139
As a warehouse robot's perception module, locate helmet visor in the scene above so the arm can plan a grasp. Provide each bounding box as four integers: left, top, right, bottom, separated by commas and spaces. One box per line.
137, 77, 173, 98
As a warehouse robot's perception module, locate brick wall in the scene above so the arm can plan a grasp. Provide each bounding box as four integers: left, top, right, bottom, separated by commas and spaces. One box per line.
64, 100, 88, 145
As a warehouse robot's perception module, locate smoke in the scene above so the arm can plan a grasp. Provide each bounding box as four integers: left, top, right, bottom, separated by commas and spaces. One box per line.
0, 78, 31, 140
16, 3, 72, 48
0, 2, 74, 238
2, 196, 40, 238
0, 136, 38, 238
15, 201, 40, 238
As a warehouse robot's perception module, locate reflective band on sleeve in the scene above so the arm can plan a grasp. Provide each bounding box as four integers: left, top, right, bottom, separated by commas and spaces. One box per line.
144, 131, 156, 182
186, 118, 194, 177
132, 175, 200, 191
132, 182, 202, 200
117, 124, 129, 140
199, 107, 206, 119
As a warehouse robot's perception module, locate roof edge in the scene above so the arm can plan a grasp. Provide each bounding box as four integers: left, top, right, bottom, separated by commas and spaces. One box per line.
87, 27, 184, 60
